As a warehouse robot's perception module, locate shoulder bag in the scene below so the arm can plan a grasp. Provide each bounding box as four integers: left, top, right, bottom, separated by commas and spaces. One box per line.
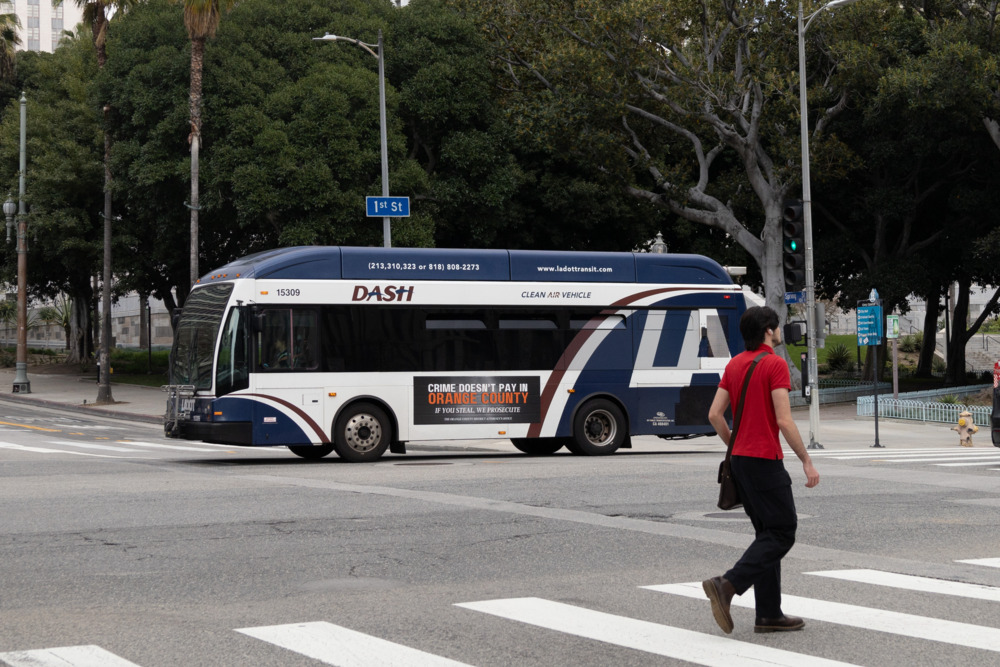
717, 351, 769, 510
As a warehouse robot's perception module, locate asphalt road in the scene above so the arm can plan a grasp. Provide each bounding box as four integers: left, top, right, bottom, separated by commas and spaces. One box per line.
2, 401, 1000, 666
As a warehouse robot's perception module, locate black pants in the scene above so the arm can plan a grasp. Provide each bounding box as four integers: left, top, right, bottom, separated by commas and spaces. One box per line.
724, 455, 797, 618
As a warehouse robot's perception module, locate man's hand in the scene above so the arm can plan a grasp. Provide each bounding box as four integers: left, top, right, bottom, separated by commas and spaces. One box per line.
802, 460, 820, 488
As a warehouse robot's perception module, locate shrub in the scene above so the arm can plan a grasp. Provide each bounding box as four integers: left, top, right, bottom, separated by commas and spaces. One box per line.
939, 394, 959, 404
898, 332, 923, 353
826, 343, 854, 371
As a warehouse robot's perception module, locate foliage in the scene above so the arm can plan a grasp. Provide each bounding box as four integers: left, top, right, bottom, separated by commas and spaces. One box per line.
898, 332, 923, 353
825, 343, 854, 372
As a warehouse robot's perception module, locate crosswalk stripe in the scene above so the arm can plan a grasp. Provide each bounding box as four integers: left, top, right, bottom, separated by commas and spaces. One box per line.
236, 621, 472, 667
647, 582, 1000, 653
826, 452, 992, 460
884, 455, 1000, 463
804, 448, 962, 456
806, 569, 1000, 602
0, 442, 119, 458
0, 644, 141, 667
46, 440, 141, 452
937, 459, 1000, 467
957, 558, 1000, 568
456, 597, 857, 666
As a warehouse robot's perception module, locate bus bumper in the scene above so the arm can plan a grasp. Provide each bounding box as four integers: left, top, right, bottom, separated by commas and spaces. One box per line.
172, 420, 253, 446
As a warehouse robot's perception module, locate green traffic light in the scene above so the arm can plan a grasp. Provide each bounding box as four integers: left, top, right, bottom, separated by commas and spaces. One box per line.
789, 240, 798, 251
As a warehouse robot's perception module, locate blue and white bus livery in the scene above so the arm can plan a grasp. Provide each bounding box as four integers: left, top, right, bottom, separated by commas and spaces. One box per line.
164, 246, 745, 461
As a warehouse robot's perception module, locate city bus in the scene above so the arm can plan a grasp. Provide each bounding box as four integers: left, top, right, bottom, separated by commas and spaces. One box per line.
164, 246, 746, 461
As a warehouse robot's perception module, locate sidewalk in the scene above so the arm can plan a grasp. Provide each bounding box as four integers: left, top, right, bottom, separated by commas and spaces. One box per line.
0, 365, 165, 424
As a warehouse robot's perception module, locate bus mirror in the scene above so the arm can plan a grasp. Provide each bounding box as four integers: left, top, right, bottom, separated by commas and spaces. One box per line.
253, 311, 265, 333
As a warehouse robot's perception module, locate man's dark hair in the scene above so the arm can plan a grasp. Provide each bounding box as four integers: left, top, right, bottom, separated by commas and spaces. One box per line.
740, 306, 780, 350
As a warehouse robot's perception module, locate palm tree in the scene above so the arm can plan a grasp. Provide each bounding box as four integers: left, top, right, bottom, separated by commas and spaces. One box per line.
177, 0, 235, 288
0, 10, 20, 82
55, 0, 137, 403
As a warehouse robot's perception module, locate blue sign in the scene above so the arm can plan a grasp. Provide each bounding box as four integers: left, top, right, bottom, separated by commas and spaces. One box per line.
784, 290, 806, 304
366, 196, 410, 217
857, 305, 883, 346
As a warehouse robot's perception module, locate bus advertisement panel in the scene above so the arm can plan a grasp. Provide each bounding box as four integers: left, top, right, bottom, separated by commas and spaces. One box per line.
164, 246, 746, 462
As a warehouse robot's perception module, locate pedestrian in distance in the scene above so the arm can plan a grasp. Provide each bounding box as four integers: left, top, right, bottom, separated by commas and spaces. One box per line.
704, 305, 820, 634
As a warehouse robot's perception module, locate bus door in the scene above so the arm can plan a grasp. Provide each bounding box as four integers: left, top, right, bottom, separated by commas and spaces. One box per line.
631, 307, 734, 435
251, 307, 324, 446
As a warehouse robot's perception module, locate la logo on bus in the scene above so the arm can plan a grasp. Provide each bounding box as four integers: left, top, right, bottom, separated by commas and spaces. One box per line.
351, 285, 416, 302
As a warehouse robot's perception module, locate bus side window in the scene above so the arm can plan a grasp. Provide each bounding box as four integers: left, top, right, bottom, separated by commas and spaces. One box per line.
291, 310, 318, 370
258, 309, 292, 371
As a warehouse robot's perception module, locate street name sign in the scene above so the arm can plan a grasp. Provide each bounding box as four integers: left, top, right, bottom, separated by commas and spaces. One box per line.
784, 290, 806, 304
366, 196, 410, 217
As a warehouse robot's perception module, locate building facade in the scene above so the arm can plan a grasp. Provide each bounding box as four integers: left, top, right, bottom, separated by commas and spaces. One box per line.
3, 0, 84, 53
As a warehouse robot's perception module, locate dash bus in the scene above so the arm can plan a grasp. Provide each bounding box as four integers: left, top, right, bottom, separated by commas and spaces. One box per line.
163, 246, 746, 461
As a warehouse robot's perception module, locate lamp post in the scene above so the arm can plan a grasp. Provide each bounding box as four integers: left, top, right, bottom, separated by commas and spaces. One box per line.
7, 94, 30, 393
797, 0, 859, 448
314, 30, 391, 248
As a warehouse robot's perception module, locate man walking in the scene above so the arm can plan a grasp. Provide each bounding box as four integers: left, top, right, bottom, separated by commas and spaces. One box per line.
704, 306, 820, 634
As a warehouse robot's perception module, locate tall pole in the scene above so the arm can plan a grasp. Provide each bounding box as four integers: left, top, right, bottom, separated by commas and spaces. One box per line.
314, 32, 392, 248
798, 3, 820, 447
377, 30, 391, 248
97, 103, 114, 404
13, 93, 29, 393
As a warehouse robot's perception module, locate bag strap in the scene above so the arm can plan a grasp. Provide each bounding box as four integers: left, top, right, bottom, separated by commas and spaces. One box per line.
725, 350, 770, 461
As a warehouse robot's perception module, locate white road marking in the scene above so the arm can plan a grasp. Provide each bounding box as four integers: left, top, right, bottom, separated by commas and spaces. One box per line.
648, 581, 1000, 653
46, 440, 141, 452
237, 621, 473, 667
115, 440, 221, 452
0, 644, 142, 667
0, 442, 121, 458
957, 558, 1000, 568
806, 569, 1000, 602
456, 597, 857, 666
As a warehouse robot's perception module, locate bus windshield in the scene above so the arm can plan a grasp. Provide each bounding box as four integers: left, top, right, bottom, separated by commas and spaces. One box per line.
170, 283, 234, 389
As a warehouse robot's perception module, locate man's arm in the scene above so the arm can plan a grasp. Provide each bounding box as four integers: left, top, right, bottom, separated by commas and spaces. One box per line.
771, 387, 820, 488
708, 387, 732, 446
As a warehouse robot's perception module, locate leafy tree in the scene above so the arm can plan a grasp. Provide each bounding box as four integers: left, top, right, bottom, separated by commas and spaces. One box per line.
175, 0, 236, 287
0, 9, 20, 83
0, 37, 104, 364
451, 0, 867, 374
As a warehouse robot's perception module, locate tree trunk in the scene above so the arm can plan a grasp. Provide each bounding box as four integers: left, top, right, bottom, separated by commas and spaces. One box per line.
96, 118, 114, 404
915, 289, 940, 378
945, 276, 972, 386
189, 37, 205, 288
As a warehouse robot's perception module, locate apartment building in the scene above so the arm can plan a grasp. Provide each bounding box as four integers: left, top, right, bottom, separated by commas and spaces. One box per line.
3, 0, 84, 53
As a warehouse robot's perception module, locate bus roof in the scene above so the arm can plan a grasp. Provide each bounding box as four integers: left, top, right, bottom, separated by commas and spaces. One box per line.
200, 246, 733, 285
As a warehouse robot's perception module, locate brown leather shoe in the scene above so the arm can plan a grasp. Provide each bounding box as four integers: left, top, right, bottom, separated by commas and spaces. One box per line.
754, 615, 805, 633
702, 576, 736, 634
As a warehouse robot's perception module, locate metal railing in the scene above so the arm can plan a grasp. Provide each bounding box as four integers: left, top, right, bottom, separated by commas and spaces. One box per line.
857, 396, 990, 425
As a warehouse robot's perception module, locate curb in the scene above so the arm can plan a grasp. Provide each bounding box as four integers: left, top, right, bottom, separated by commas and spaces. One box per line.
0, 392, 164, 425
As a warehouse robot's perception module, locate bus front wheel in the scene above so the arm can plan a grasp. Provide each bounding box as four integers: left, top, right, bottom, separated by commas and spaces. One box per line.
510, 437, 565, 456
572, 399, 626, 455
288, 444, 335, 460
333, 403, 392, 463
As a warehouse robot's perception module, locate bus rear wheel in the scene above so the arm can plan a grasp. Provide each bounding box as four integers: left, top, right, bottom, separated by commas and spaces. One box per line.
572, 399, 626, 455
333, 403, 392, 463
510, 437, 565, 456
288, 444, 335, 460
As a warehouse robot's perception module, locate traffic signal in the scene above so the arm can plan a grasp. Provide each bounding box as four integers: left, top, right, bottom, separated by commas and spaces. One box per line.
782, 199, 805, 293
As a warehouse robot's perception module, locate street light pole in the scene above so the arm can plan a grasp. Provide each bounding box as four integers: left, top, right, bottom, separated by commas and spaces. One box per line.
13, 93, 29, 394
797, 0, 860, 449
314, 30, 392, 248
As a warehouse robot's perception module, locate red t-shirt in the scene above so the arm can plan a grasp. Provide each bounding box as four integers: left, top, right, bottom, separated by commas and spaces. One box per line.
718, 345, 791, 459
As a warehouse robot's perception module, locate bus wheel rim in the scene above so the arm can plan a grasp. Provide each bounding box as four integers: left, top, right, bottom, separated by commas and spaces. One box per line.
584, 410, 615, 445
346, 414, 382, 452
